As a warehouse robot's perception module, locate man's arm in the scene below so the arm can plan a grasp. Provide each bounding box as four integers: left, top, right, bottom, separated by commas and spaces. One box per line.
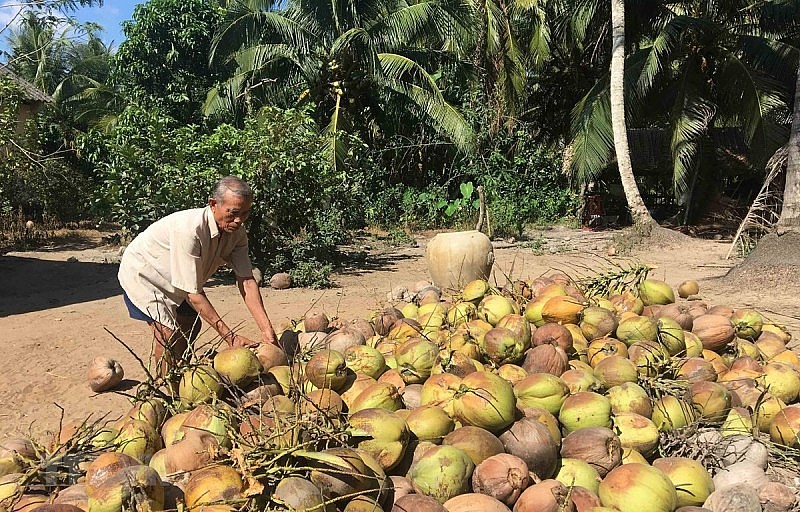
185, 291, 258, 347
237, 275, 278, 345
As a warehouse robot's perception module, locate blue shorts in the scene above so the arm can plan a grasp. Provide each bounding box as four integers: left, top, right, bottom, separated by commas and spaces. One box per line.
123, 292, 198, 323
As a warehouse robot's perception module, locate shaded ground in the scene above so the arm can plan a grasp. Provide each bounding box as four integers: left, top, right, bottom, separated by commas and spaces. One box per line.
0, 225, 798, 441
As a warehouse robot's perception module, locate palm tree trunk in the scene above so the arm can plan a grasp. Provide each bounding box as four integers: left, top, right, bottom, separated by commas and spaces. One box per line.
609, 0, 654, 226
777, 62, 800, 233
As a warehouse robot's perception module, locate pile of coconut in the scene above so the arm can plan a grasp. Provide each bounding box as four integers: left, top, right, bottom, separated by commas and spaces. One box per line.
1, 268, 799, 512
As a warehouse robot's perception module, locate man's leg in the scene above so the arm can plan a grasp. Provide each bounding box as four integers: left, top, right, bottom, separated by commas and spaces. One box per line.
149, 321, 190, 379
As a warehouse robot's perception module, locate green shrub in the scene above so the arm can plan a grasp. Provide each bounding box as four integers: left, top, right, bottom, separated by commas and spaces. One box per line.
82, 104, 371, 282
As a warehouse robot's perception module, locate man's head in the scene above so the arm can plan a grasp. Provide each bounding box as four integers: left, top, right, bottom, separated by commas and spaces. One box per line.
209, 176, 253, 233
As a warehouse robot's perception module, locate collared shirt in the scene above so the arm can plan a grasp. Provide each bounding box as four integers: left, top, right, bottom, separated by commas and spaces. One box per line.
118, 206, 253, 328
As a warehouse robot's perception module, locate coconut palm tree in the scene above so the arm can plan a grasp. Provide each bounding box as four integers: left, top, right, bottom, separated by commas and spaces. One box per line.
206, 0, 476, 163
609, 0, 653, 225
568, 0, 795, 220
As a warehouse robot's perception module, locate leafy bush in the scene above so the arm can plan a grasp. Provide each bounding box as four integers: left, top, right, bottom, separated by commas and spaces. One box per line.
1, 79, 92, 223
82, 104, 371, 281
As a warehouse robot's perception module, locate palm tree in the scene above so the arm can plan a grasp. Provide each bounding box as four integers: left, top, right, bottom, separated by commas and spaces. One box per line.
205, 0, 476, 163
569, 0, 794, 221
5, 11, 70, 94
609, 0, 653, 225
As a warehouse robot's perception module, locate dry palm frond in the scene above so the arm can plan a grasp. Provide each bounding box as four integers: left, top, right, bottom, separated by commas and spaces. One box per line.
728, 145, 786, 259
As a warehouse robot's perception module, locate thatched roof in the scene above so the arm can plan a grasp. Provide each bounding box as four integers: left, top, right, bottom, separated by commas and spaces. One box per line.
0, 65, 52, 104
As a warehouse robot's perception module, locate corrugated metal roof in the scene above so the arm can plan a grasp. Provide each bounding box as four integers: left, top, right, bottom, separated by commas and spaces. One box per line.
0, 65, 53, 103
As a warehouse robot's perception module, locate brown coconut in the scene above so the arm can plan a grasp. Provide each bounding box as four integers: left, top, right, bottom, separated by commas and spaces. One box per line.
559, 427, 622, 477
692, 314, 736, 352
471, 453, 529, 506
443, 426, 505, 466
513, 479, 576, 512
86, 357, 124, 392
443, 493, 512, 512
498, 418, 559, 481
522, 344, 568, 376
532, 323, 573, 352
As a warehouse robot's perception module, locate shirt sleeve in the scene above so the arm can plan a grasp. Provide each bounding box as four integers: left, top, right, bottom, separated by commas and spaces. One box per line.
169, 228, 204, 293
227, 231, 254, 278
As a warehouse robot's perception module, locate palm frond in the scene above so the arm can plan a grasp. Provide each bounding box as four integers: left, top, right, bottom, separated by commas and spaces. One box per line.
668, 61, 716, 198
210, 2, 314, 66
379, 52, 475, 152
714, 49, 789, 166
568, 76, 613, 185
330, 28, 378, 77
728, 144, 787, 258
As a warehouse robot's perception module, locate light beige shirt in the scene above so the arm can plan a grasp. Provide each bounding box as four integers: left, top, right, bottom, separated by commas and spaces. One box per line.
118, 206, 253, 328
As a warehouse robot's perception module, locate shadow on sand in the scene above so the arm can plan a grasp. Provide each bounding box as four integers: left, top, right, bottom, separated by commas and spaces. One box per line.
0, 255, 122, 317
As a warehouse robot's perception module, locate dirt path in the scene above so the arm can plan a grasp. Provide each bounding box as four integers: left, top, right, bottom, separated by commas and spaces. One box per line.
1, 226, 798, 441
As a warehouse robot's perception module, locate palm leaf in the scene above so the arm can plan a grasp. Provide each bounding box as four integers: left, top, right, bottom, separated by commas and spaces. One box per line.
568, 76, 613, 184
379, 52, 475, 151
728, 144, 787, 258
668, 60, 716, 198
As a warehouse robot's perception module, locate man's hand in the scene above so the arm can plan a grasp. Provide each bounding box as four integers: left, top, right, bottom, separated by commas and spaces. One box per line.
261, 328, 278, 346
230, 333, 260, 348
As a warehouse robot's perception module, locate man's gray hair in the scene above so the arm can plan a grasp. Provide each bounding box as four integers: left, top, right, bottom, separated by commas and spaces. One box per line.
212, 176, 253, 203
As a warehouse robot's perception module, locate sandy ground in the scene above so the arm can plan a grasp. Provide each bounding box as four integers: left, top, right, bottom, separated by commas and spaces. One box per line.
1, 226, 798, 442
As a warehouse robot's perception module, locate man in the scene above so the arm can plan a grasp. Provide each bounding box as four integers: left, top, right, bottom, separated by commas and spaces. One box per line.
118, 176, 277, 373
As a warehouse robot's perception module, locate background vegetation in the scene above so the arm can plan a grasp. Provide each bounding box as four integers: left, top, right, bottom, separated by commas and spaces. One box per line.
2, 0, 799, 284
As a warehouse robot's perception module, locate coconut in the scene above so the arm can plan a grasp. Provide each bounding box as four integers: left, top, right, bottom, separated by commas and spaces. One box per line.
254, 343, 288, 372
651, 395, 697, 432
758, 482, 797, 512
408, 445, 474, 503
521, 344, 568, 376
395, 338, 439, 384
179, 404, 232, 448
183, 464, 243, 508
769, 404, 800, 447
499, 417, 559, 480
639, 279, 675, 306
703, 484, 761, 512
324, 326, 367, 353
676, 357, 718, 383
686, 381, 731, 422
392, 494, 446, 512
419, 373, 461, 416
532, 323, 574, 352
496, 364, 528, 385
657, 316, 686, 356
580, 307, 618, 341
593, 355, 638, 389
541, 295, 585, 325
628, 340, 671, 377
404, 405, 455, 444
609, 291, 645, 315
86, 465, 164, 512
612, 412, 660, 457
759, 362, 800, 403
349, 382, 403, 414
442, 427, 505, 466
678, 280, 700, 298
615, 315, 658, 346
561, 368, 602, 394
86, 357, 124, 393
559, 392, 612, 435
453, 372, 516, 433
730, 309, 763, 340
692, 314, 736, 352
659, 303, 695, 330
305, 349, 349, 391
587, 337, 628, 367
153, 429, 218, 477
477, 295, 517, 326
513, 373, 569, 415
272, 477, 330, 511
303, 388, 344, 417
481, 327, 527, 365
443, 493, 512, 512
513, 479, 576, 512
179, 365, 222, 405
560, 427, 622, 477
605, 382, 652, 417
304, 311, 330, 332
495, 314, 532, 347
598, 463, 677, 512
213, 347, 262, 388
113, 418, 161, 463
348, 408, 410, 471
463, 453, 527, 507
652, 457, 714, 508
52, 484, 88, 510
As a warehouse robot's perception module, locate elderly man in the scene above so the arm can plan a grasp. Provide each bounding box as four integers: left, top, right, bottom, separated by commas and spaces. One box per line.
118, 176, 277, 372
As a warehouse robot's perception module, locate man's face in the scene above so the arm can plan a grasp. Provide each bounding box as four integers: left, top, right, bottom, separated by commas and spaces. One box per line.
210, 190, 253, 233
